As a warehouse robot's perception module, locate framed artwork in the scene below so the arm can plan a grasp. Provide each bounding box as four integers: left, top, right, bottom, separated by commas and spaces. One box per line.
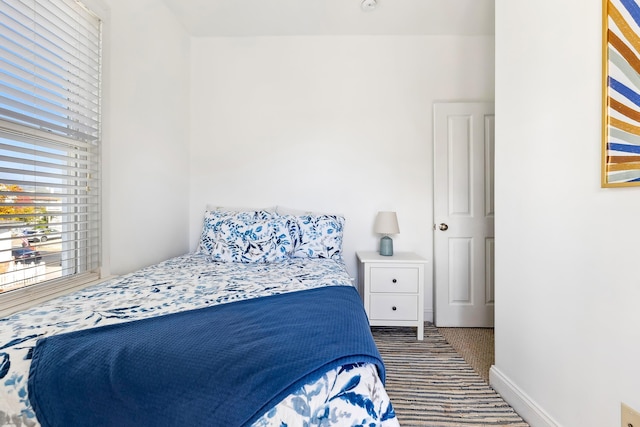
602, 0, 640, 187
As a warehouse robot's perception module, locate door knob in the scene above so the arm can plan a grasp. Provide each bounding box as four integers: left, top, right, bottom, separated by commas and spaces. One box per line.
439, 223, 449, 231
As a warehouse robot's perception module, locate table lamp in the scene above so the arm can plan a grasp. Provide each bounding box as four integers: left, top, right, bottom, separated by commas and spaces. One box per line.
374, 211, 399, 256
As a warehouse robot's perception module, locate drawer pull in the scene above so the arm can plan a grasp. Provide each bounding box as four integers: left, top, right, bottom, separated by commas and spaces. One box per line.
392, 306, 397, 311
392, 279, 397, 283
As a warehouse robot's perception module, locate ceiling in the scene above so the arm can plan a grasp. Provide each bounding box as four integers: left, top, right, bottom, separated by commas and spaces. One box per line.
160, 0, 495, 37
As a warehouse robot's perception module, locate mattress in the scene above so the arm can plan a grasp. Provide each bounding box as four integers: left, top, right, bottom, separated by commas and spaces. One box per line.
0, 253, 398, 426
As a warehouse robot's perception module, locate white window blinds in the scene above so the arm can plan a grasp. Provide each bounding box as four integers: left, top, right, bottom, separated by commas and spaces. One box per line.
0, 0, 101, 295
0, 0, 101, 141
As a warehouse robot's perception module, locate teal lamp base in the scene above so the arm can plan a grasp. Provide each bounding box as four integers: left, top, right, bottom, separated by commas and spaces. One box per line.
379, 236, 393, 256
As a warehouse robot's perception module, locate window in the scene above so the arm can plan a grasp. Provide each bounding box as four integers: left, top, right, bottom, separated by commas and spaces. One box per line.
0, 0, 102, 309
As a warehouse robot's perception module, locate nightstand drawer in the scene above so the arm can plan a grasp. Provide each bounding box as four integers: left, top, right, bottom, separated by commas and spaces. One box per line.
370, 266, 419, 293
369, 294, 418, 321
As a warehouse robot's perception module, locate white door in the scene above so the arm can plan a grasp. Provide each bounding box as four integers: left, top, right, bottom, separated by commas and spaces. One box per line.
433, 102, 495, 327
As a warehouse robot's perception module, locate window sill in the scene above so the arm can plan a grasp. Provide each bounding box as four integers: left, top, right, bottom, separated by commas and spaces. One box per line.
0, 273, 113, 319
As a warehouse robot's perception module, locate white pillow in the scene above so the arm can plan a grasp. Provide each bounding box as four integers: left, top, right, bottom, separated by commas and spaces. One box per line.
206, 205, 276, 213
276, 206, 342, 216
275, 206, 310, 216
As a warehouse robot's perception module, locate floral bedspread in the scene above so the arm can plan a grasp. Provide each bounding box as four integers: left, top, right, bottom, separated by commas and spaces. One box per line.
0, 254, 398, 427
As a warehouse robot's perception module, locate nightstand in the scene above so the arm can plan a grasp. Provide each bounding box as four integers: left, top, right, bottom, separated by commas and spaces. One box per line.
357, 251, 425, 340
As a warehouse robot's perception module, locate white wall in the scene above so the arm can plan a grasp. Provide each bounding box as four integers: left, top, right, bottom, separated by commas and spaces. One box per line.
102, 0, 191, 275
493, 1, 640, 426
188, 35, 495, 320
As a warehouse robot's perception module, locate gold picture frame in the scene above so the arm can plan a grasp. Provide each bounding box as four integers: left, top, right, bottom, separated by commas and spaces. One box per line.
602, 0, 640, 187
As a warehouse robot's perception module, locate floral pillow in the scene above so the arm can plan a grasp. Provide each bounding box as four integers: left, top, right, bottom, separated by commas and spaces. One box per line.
198, 210, 345, 262
198, 210, 273, 254
290, 214, 345, 260
199, 210, 294, 263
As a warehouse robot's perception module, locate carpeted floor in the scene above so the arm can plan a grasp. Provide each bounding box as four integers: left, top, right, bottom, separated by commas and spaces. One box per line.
437, 327, 494, 383
372, 324, 528, 426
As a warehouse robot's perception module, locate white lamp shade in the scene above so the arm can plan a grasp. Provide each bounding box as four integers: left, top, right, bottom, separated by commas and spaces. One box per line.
374, 211, 400, 235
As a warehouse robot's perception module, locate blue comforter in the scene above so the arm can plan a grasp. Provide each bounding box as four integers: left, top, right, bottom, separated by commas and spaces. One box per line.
27, 285, 384, 427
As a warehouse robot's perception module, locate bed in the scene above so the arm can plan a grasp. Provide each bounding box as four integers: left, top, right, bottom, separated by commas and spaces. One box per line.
0, 209, 398, 426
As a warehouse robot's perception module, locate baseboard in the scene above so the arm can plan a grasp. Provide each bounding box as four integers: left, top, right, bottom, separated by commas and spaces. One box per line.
489, 366, 561, 427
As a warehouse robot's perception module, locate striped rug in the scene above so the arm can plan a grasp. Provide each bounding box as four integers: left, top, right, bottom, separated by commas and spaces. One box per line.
372, 324, 529, 426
